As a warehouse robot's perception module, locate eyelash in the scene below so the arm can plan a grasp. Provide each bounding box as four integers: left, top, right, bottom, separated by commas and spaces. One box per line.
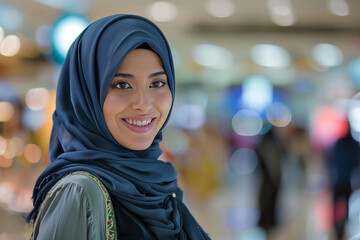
150, 81, 166, 88
113, 81, 131, 89
112, 80, 167, 89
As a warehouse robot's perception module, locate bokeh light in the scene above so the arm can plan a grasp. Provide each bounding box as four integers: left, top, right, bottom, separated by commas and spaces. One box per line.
242, 76, 273, 112
0, 102, 15, 122
206, 0, 235, 18
229, 148, 259, 175
192, 44, 233, 69
311, 43, 343, 68
311, 106, 348, 149
270, 12, 296, 26
24, 144, 42, 164
266, 102, 292, 127
0, 35, 21, 57
232, 109, 263, 136
25, 88, 51, 111
147, 1, 178, 22
327, 0, 350, 16
267, 0, 296, 26
250, 44, 291, 68
52, 14, 89, 63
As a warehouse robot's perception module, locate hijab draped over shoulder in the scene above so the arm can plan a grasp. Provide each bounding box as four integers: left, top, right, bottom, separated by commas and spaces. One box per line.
28, 14, 210, 239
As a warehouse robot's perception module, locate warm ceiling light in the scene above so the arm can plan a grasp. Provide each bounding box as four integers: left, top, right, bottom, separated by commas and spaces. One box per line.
206, 0, 235, 18
267, 0, 296, 26
192, 44, 233, 69
327, 0, 350, 16
147, 2, 178, 22
250, 44, 291, 68
311, 43, 343, 68
270, 13, 296, 26
0, 35, 21, 57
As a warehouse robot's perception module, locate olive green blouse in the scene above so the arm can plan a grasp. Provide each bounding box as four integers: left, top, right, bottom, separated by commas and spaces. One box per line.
31, 172, 117, 240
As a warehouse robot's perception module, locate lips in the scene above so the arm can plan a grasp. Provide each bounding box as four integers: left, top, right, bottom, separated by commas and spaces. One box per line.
124, 118, 152, 126
122, 117, 156, 133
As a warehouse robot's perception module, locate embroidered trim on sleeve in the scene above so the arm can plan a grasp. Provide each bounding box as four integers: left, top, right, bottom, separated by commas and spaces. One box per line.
71, 171, 117, 240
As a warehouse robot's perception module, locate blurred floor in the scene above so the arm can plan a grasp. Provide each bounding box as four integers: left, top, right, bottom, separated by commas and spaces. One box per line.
0, 176, 356, 240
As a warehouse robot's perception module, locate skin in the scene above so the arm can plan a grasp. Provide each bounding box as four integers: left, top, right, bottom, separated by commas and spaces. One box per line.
103, 49, 172, 150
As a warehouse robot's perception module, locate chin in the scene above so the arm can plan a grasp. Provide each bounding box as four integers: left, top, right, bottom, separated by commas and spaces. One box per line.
129, 145, 150, 151
121, 141, 153, 151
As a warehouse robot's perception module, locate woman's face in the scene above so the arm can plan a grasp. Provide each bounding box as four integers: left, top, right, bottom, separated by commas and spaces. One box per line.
103, 49, 172, 150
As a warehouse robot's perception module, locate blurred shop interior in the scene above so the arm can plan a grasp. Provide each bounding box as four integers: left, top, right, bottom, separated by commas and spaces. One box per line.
1, 0, 360, 239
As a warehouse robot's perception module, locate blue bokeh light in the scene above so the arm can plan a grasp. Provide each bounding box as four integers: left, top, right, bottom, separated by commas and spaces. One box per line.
51, 14, 89, 64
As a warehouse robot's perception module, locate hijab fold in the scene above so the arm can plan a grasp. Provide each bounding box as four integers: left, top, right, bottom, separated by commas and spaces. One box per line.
28, 14, 210, 239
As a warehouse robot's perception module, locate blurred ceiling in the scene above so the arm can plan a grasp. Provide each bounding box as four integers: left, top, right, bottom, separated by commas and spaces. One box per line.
0, 0, 360, 84
4, 0, 360, 36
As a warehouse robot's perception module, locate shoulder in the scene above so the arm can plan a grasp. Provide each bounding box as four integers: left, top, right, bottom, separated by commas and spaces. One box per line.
53, 172, 105, 203
31, 172, 107, 240
44, 172, 108, 220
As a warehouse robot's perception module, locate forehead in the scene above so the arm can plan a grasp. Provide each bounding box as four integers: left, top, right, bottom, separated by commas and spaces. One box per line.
117, 49, 164, 73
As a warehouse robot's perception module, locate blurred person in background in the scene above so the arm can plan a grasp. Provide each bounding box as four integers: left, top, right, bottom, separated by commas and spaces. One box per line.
257, 126, 319, 239
328, 120, 360, 240
256, 128, 284, 234
26, 14, 210, 240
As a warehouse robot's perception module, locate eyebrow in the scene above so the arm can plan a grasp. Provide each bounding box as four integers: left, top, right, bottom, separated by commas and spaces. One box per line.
114, 71, 166, 78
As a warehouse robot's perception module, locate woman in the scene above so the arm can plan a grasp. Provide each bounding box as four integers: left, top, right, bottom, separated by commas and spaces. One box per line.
27, 14, 211, 240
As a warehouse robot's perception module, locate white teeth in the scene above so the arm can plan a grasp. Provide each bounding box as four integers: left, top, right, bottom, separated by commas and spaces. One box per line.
125, 118, 152, 126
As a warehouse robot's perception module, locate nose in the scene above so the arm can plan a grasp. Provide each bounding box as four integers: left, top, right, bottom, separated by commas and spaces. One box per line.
131, 88, 152, 112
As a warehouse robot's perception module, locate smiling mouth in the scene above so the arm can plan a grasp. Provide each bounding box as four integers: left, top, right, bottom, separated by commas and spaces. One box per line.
123, 118, 155, 127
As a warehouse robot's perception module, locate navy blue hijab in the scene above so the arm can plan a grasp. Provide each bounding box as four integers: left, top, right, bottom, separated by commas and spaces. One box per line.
28, 14, 210, 239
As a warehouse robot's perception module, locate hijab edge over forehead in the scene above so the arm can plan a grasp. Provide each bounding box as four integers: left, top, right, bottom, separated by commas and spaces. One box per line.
98, 14, 175, 105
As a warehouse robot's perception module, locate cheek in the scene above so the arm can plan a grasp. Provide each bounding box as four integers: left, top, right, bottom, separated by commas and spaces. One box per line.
103, 94, 127, 121
156, 91, 172, 118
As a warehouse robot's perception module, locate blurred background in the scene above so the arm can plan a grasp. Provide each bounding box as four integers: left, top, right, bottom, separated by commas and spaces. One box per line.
1, 0, 360, 239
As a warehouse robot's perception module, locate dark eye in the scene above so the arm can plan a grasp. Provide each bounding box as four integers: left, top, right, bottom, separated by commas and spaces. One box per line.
114, 82, 131, 89
150, 81, 166, 88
